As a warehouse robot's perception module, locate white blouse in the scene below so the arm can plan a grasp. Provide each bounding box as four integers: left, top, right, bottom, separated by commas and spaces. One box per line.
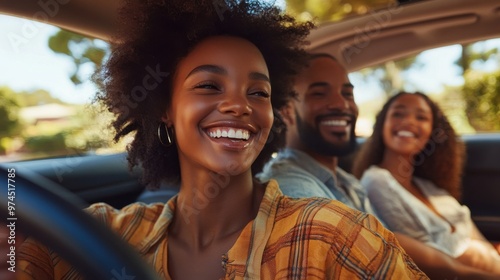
361, 165, 473, 257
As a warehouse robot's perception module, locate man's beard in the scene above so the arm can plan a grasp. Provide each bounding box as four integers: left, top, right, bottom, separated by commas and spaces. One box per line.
296, 111, 357, 157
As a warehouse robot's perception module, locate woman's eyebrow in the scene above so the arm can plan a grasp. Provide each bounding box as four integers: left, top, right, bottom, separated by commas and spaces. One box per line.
186, 64, 227, 78
249, 72, 270, 82
308, 81, 329, 89
392, 104, 407, 110
308, 82, 354, 90
186, 65, 269, 82
417, 108, 432, 114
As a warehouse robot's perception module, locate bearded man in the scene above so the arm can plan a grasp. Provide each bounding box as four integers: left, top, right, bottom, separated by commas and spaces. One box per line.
258, 53, 376, 215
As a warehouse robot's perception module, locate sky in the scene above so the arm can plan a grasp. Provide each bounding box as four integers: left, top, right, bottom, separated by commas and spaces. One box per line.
0, 15, 98, 105
1, 11, 499, 105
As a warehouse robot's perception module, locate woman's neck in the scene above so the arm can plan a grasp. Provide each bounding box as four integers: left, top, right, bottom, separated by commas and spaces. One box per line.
171, 168, 263, 250
166, 168, 265, 280
379, 150, 414, 187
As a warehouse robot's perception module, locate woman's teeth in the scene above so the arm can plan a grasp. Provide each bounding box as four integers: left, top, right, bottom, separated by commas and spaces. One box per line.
397, 130, 415, 137
208, 128, 250, 140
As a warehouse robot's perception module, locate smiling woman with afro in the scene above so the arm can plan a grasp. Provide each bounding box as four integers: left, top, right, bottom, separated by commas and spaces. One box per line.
94, 0, 312, 188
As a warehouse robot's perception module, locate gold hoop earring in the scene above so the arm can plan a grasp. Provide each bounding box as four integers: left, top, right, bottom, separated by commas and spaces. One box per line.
158, 123, 173, 147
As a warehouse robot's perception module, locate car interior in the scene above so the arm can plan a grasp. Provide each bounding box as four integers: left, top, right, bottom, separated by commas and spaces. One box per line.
1, 0, 500, 277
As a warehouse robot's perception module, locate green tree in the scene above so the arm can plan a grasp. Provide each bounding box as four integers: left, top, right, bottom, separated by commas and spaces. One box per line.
24, 132, 68, 154
456, 43, 498, 74
0, 87, 23, 154
462, 70, 500, 132
456, 41, 499, 131
0, 87, 22, 139
48, 29, 108, 85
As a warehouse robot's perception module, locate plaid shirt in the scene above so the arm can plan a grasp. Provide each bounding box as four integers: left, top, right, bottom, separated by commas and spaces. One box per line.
18, 180, 427, 279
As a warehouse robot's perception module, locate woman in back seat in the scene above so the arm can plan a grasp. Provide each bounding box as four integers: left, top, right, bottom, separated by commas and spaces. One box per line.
353, 91, 500, 279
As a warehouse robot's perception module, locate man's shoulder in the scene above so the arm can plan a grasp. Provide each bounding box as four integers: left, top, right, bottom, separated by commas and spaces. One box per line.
259, 149, 327, 184
261, 152, 304, 173
265, 168, 334, 199
259, 155, 325, 187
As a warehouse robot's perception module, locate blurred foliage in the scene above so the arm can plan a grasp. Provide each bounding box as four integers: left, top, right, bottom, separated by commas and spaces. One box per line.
0, 87, 23, 154
430, 87, 475, 134
457, 43, 498, 74
286, 0, 396, 23
0, 87, 123, 160
63, 103, 117, 152
0, 29, 116, 159
458, 41, 499, 132
20, 103, 120, 156
48, 29, 108, 85
24, 132, 68, 154
463, 70, 500, 132
0, 87, 23, 139
2, 28, 125, 160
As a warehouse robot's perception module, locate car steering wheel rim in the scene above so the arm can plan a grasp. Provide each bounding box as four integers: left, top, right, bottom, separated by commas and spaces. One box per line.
0, 166, 160, 280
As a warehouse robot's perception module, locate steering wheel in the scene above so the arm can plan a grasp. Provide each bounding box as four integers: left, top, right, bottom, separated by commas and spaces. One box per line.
0, 166, 160, 280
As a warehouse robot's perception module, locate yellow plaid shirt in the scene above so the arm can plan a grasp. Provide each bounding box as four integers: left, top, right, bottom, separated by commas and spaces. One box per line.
18, 180, 427, 279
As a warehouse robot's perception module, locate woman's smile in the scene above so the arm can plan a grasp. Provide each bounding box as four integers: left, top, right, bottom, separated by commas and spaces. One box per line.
204, 122, 257, 151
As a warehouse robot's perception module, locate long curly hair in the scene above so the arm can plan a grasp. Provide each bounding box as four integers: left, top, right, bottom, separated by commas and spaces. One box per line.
352, 92, 465, 199
93, 0, 313, 188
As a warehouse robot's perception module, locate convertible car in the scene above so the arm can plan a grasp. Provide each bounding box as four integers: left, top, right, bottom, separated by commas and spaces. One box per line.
1, 0, 499, 278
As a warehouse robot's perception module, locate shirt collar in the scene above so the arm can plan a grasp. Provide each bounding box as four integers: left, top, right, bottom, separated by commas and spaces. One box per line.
275, 148, 334, 184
